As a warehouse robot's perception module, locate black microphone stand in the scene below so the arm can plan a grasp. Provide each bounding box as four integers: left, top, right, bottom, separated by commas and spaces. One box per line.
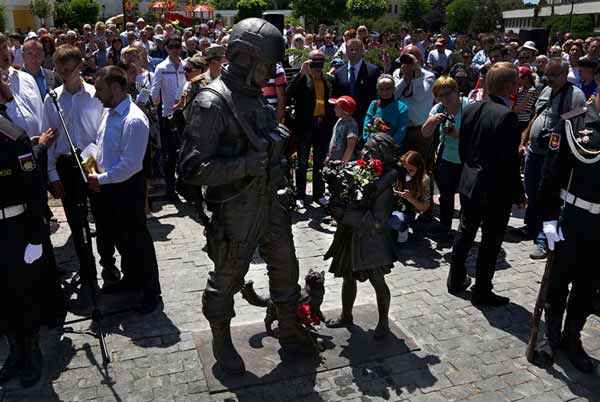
48, 89, 131, 366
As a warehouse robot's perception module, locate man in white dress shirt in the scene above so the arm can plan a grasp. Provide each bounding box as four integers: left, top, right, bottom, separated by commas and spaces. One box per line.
0, 34, 44, 139
89, 66, 162, 315
150, 35, 186, 201
43, 44, 121, 300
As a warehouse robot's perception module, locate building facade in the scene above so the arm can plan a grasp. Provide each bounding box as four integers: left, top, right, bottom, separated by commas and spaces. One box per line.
503, 0, 600, 33
4, 0, 55, 33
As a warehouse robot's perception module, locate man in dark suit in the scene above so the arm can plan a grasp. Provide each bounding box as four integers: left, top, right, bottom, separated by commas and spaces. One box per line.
22, 39, 62, 98
287, 50, 335, 208
447, 62, 526, 307
333, 38, 380, 136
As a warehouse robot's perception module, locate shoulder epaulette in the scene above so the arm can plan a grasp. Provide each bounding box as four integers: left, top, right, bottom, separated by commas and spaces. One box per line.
561, 107, 587, 121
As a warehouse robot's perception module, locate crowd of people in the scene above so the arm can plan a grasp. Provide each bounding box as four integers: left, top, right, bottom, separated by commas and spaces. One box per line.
0, 15, 599, 387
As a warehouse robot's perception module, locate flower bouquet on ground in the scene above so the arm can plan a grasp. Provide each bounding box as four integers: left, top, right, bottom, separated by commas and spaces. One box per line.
322, 158, 384, 213
365, 116, 391, 137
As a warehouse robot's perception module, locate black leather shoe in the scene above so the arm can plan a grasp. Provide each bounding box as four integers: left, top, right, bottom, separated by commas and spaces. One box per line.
101, 265, 122, 286
135, 295, 163, 315
471, 291, 510, 307
562, 337, 595, 373
448, 277, 472, 295
19, 336, 43, 388
0, 334, 22, 384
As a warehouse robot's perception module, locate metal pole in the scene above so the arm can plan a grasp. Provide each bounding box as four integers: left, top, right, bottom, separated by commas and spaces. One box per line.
569, 0, 575, 32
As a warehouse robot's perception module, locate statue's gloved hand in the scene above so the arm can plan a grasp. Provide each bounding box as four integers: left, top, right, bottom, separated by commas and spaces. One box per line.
245, 151, 268, 177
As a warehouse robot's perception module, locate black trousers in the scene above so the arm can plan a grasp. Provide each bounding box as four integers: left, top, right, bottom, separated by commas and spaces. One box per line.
159, 115, 180, 195
0, 215, 42, 335
434, 158, 463, 229
56, 155, 115, 283
546, 205, 600, 324
95, 172, 161, 298
295, 117, 330, 201
448, 195, 512, 295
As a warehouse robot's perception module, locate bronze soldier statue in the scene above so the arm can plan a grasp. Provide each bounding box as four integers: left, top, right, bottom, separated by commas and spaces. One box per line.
177, 18, 315, 375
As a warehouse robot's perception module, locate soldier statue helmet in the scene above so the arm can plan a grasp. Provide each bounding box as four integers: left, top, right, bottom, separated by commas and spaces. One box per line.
225, 18, 285, 89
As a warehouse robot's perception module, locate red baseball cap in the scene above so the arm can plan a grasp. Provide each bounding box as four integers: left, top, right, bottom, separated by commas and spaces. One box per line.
518, 65, 532, 77
329, 96, 357, 114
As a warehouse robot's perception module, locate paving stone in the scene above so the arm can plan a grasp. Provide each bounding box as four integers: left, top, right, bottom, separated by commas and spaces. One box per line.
10, 201, 595, 401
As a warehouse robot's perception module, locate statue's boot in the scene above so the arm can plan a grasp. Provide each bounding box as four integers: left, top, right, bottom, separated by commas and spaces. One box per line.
210, 320, 246, 376
0, 333, 22, 384
276, 303, 318, 355
562, 315, 594, 373
19, 334, 43, 388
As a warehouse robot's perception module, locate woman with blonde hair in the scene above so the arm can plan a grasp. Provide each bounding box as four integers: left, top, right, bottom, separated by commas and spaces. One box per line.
422, 75, 469, 234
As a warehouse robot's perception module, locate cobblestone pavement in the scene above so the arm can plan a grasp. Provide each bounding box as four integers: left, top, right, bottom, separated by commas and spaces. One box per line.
1, 198, 599, 402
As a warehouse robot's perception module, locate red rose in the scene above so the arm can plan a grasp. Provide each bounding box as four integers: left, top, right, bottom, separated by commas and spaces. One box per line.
357, 159, 367, 168
371, 159, 384, 176
297, 303, 320, 325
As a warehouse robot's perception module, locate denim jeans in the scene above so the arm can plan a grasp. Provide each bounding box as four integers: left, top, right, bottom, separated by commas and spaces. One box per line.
389, 211, 416, 233
524, 151, 547, 247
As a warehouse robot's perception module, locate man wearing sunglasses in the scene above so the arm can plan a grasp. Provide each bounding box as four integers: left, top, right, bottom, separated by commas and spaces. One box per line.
287, 49, 335, 208
150, 36, 186, 201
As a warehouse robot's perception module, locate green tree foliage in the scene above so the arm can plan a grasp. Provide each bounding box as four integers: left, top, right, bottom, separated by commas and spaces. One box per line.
292, 0, 347, 29
0, 4, 6, 33
346, 0, 387, 20
446, 0, 475, 33
210, 0, 238, 9
236, 0, 268, 20
400, 0, 430, 29
30, 0, 53, 23
544, 14, 595, 39
55, 0, 100, 29
469, 0, 503, 33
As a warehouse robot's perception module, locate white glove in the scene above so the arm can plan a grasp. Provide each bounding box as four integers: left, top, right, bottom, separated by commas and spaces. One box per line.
24, 243, 43, 264
543, 220, 565, 251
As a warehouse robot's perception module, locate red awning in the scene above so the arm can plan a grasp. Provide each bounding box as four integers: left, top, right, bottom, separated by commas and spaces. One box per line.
151, 1, 175, 10
193, 4, 214, 12
151, 1, 164, 9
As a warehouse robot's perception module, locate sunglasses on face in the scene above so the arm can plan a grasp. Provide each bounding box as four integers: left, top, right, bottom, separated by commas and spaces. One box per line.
167, 44, 181, 49
437, 90, 454, 98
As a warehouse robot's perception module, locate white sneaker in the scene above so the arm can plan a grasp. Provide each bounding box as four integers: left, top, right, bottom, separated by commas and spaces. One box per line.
318, 196, 329, 206
397, 230, 409, 243
295, 199, 305, 209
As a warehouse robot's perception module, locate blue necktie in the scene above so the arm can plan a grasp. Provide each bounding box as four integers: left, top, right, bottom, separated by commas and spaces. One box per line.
349, 65, 356, 96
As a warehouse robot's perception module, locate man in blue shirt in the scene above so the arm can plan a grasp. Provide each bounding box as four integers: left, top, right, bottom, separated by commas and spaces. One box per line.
88, 66, 162, 315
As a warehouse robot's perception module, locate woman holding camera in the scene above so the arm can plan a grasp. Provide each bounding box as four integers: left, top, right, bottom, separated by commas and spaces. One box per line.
422, 76, 469, 234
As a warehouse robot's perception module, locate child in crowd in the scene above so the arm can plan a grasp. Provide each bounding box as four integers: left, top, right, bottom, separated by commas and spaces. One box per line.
389, 151, 432, 243
327, 96, 359, 163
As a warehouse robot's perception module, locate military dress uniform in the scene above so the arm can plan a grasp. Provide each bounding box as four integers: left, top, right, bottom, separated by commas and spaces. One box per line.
0, 106, 45, 388
537, 103, 600, 373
